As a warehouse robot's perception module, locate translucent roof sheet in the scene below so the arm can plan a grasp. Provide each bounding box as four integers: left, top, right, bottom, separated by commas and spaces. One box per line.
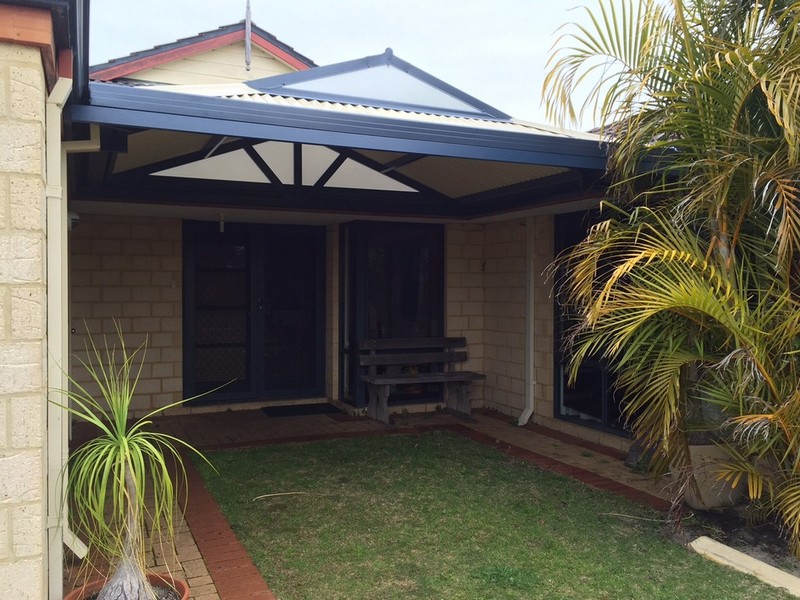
278, 64, 480, 114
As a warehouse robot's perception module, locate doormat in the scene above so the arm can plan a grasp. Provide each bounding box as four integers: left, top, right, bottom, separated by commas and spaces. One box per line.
262, 403, 342, 418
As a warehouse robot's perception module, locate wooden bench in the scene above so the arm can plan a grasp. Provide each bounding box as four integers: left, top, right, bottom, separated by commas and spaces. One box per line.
359, 337, 485, 424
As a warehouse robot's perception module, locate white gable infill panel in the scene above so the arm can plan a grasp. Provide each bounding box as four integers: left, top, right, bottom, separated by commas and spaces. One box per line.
153, 140, 417, 192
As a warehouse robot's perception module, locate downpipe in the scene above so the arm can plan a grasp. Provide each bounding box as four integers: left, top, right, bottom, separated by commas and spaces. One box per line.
518, 217, 537, 426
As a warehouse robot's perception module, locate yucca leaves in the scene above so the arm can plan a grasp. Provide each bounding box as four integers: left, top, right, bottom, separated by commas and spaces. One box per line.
54, 323, 213, 596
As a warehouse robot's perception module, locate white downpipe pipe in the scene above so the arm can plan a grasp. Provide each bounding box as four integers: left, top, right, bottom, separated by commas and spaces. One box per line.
518, 217, 537, 426
46, 75, 73, 600
46, 78, 101, 599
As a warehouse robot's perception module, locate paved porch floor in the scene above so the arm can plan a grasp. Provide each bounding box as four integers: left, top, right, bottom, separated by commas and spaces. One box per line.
65, 408, 671, 600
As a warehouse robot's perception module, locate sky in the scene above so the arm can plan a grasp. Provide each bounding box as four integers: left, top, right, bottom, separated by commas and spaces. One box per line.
90, 1, 594, 128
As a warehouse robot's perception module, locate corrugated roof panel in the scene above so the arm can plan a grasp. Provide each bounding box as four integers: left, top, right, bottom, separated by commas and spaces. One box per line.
226, 92, 595, 138
144, 81, 600, 140
397, 156, 569, 199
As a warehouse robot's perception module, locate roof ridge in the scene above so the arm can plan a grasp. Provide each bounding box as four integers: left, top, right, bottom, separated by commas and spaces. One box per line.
90, 20, 316, 77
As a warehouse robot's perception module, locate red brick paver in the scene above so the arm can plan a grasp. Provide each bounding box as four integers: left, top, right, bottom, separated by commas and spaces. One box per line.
184, 459, 277, 600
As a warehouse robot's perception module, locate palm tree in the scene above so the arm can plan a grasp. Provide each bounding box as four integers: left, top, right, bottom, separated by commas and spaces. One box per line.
544, 0, 800, 550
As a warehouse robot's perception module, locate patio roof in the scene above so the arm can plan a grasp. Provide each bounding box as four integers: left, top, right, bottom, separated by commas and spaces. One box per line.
67, 49, 608, 220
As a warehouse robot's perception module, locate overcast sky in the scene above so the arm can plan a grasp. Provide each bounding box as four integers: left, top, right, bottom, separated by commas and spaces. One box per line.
90, 1, 595, 128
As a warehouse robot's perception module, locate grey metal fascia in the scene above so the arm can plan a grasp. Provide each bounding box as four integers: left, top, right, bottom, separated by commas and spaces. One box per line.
67, 83, 608, 170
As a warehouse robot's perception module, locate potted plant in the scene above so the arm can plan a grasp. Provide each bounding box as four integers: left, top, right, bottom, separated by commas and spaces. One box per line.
56, 324, 210, 600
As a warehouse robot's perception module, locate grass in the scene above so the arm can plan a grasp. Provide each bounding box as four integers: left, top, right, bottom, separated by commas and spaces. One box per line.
195, 431, 793, 599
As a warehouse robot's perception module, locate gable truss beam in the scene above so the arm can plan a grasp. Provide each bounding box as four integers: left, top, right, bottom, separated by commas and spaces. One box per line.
314, 153, 347, 188
336, 147, 446, 199
244, 145, 287, 195
378, 153, 425, 173
75, 177, 459, 218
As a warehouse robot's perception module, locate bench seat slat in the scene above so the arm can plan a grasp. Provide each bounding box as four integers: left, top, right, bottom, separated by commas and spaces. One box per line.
362, 371, 485, 385
359, 351, 468, 367
359, 337, 466, 351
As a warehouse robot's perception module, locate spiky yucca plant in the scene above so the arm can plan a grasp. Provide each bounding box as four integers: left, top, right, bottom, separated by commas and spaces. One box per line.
57, 325, 210, 600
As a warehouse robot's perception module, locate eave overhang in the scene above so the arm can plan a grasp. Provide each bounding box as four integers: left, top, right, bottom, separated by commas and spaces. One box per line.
67, 82, 608, 171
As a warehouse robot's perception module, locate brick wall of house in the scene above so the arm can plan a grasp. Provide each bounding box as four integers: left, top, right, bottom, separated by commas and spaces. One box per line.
0, 41, 47, 599
445, 223, 486, 405
69, 216, 341, 414
531, 215, 556, 423
482, 218, 528, 416
69, 215, 184, 416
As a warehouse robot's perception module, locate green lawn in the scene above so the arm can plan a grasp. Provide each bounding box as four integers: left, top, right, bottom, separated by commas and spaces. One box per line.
195, 431, 792, 600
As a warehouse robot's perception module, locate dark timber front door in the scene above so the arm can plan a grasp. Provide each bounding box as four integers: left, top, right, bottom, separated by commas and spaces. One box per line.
183, 221, 325, 402
340, 222, 444, 407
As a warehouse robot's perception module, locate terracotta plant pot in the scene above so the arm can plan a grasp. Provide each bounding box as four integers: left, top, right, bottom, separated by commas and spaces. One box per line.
63, 572, 189, 600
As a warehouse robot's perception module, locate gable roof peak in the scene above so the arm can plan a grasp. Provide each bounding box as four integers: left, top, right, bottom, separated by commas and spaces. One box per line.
246, 49, 511, 121
90, 20, 315, 81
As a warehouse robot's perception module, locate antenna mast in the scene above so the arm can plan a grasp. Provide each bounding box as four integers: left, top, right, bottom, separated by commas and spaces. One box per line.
245, 0, 252, 71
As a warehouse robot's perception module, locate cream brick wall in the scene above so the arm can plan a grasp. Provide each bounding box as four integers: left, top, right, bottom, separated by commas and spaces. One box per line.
69, 217, 340, 413
70, 215, 183, 417
481, 219, 528, 415
445, 223, 485, 405
0, 41, 47, 599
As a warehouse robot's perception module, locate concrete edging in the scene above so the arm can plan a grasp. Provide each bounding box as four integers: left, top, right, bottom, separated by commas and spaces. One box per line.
689, 536, 800, 597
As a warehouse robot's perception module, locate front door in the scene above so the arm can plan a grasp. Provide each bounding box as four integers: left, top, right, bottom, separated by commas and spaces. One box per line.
340, 222, 444, 407
183, 221, 325, 402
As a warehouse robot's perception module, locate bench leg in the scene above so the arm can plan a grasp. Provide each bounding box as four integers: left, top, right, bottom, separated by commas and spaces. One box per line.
445, 382, 472, 418
367, 384, 391, 425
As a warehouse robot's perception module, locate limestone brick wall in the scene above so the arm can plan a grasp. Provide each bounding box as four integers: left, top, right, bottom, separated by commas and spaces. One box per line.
0, 41, 47, 599
531, 215, 556, 423
445, 224, 485, 405
69, 215, 183, 417
482, 218, 528, 416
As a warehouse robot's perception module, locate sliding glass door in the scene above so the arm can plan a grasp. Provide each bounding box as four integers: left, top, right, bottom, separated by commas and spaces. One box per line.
554, 212, 625, 434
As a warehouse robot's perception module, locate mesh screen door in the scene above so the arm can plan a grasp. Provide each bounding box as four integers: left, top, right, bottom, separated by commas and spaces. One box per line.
184, 221, 325, 402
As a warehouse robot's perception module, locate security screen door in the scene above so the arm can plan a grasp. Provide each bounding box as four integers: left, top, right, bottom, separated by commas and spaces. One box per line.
183, 221, 325, 402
